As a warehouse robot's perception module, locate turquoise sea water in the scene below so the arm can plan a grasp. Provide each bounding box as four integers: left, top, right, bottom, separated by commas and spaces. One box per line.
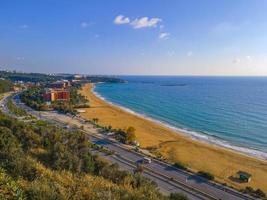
94, 76, 267, 159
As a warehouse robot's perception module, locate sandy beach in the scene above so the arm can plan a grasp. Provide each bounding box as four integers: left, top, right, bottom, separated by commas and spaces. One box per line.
79, 83, 267, 192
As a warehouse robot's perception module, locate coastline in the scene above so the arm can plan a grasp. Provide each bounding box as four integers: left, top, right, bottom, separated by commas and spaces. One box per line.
92, 83, 267, 161
79, 83, 267, 192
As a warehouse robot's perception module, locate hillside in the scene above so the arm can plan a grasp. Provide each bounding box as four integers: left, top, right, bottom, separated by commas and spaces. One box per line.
0, 111, 187, 200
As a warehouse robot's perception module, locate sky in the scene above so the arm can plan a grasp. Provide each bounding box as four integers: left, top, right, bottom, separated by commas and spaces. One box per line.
0, 0, 267, 75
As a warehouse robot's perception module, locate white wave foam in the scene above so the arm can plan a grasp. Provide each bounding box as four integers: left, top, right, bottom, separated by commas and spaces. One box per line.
92, 83, 267, 161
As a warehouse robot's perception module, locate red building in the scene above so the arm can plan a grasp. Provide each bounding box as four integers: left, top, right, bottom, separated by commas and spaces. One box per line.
43, 89, 70, 102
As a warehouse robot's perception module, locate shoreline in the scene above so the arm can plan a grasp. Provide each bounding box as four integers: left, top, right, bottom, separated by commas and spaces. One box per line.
92, 83, 267, 161
79, 83, 267, 192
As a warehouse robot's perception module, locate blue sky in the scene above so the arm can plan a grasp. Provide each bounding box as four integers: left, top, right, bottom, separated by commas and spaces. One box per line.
0, 0, 267, 75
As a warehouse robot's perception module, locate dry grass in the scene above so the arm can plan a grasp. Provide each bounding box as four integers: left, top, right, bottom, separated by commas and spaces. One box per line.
79, 83, 267, 192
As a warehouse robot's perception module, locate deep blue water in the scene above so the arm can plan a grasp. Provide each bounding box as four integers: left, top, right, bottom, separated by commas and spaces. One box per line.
94, 76, 267, 158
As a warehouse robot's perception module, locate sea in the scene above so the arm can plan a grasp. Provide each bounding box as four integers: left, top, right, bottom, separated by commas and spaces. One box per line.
94, 76, 267, 160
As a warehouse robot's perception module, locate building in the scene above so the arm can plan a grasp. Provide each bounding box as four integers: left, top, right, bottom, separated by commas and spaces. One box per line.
74, 74, 82, 79
49, 80, 71, 89
237, 171, 252, 182
43, 89, 70, 102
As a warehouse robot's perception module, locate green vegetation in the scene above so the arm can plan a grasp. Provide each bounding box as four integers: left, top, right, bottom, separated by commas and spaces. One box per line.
241, 186, 266, 199
0, 71, 125, 84
115, 126, 137, 144
197, 171, 215, 181
82, 75, 126, 83
0, 79, 13, 94
20, 87, 47, 111
69, 83, 89, 108
134, 164, 144, 174
173, 161, 187, 170
20, 84, 89, 114
0, 71, 59, 83
169, 193, 189, 200
0, 111, 187, 200
0, 168, 24, 200
7, 99, 27, 116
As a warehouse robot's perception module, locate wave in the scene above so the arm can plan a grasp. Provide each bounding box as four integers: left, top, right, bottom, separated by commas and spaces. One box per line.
92, 83, 267, 161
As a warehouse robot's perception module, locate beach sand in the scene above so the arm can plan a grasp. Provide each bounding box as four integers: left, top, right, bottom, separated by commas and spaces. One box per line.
79, 83, 267, 192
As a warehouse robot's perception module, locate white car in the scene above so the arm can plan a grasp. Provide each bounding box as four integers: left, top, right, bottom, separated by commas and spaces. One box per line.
143, 157, 152, 164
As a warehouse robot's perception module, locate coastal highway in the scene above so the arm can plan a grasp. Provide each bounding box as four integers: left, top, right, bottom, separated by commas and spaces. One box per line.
1, 93, 256, 200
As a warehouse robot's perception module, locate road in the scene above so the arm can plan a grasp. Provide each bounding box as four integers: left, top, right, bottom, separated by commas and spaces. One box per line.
0, 93, 256, 200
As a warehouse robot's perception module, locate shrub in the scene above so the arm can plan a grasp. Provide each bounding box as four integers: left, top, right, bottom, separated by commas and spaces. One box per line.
197, 171, 214, 180
24, 177, 64, 200
255, 189, 266, 198
173, 161, 187, 170
169, 192, 189, 200
242, 186, 266, 198
115, 127, 137, 144
7, 100, 27, 116
134, 164, 144, 174
0, 79, 13, 94
0, 168, 25, 200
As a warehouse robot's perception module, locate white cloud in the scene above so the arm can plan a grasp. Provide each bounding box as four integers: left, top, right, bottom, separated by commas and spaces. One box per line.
20, 24, 28, 29
187, 51, 193, 57
130, 17, 162, 29
114, 15, 130, 25
81, 22, 89, 28
114, 15, 163, 32
159, 32, 170, 40
232, 58, 241, 63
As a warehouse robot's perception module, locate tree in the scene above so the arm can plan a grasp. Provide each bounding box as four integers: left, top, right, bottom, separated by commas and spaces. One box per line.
0, 79, 13, 94
126, 126, 136, 144
92, 118, 99, 124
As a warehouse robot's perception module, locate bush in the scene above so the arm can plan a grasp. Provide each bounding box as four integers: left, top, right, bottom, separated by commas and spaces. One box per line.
24, 177, 64, 200
169, 192, 189, 200
115, 127, 136, 144
197, 171, 214, 180
134, 164, 144, 174
173, 161, 187, 170
0, 168, 24, 200
7, 100, 27, 116
0, 79, 13, 94
242, 186, 266, 198
0, 112, 168, 200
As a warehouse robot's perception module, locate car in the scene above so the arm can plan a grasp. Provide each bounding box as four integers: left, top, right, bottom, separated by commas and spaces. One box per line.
143, 157, 152, 164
